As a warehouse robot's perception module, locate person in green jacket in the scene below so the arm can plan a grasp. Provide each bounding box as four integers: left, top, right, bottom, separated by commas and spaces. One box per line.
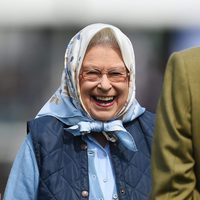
151, 47, 200, 200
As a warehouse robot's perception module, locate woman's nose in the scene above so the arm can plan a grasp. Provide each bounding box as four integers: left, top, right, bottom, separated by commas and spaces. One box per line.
97, 74, 112, 91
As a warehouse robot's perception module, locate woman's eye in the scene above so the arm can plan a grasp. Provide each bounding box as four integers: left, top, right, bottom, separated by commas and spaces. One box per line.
110, 72, 122, 76
87, 71, 99, 75
85, 70, 101, 77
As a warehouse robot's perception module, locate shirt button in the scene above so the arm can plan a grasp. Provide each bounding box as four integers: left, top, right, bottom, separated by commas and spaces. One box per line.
120, 188, 126, 195
80, 143, 87, 150
92, 174, 96, 179
81, 190, 89, 198
113, 194, 118, 199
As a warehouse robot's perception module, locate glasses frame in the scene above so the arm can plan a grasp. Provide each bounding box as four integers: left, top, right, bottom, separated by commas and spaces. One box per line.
79, 68, 130, 83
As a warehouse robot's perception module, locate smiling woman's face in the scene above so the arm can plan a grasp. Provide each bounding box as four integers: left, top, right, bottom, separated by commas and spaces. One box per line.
79, 45, 129, 121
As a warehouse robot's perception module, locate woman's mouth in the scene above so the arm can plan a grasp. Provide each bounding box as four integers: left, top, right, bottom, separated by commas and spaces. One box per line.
92, 96, 115, 107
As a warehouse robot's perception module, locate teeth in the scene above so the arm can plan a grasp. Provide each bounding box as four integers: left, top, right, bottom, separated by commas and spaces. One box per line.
96, 96, 114, 101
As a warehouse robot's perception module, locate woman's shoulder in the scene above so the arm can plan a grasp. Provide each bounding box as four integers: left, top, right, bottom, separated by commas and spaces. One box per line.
27, 116, 64, 133
139, 110, 155, 123
27, 116, 65, 143
124, 110, 155, 134
28, 115, 61, 127
138, 110, 155, 131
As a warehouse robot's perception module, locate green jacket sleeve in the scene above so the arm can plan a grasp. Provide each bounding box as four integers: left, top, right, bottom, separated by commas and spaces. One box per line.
151, 52, 200, 200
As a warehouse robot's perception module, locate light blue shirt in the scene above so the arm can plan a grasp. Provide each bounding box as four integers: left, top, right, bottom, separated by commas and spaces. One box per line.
86, 136, 118, 200
4, 134, 39, 200
4, 134, 118, 200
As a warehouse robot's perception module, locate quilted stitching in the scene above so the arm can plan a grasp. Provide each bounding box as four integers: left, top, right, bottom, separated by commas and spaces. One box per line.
29, 111, 154, 200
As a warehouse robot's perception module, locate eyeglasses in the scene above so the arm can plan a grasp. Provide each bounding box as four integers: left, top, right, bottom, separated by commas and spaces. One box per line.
80, 68, 129, 82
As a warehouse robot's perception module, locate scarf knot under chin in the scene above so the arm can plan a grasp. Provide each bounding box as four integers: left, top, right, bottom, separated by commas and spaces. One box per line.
65, 120, 137, 151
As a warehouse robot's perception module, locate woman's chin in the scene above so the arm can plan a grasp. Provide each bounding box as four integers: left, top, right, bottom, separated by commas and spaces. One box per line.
90, 111, 116, 122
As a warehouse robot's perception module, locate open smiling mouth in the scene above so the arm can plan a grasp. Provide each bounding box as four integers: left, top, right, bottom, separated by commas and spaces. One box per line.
92, 96, 115, 106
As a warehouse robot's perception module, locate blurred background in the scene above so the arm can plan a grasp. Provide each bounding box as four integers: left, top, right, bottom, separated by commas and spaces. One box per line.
1, 0, 200, 195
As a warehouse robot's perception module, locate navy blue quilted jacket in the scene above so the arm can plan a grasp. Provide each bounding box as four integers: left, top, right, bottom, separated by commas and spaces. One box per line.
28, 110, 155, 200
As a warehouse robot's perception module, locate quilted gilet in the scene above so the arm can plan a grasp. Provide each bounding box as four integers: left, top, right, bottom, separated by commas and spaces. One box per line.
28, 111, 154, 200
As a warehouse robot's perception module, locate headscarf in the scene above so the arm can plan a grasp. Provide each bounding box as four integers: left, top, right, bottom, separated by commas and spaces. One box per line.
37, 23, 145, 151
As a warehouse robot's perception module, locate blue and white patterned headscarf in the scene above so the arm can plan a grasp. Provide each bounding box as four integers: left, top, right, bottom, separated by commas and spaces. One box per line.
37, 23, 145, 151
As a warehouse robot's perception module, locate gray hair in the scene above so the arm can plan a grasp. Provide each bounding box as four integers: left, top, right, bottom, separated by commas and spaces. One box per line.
87, 28, 120, 50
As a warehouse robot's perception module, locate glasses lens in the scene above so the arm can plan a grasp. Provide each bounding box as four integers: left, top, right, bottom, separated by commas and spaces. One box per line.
81, 69, 129, 82
108, 71, 128, 82
82, 70, 100, 81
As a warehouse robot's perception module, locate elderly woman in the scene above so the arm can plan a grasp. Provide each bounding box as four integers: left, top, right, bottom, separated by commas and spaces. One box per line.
4, 23, 154, 200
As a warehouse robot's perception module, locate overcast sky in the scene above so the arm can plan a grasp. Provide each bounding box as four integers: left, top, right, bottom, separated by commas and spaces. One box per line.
0, 0, 200, 28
